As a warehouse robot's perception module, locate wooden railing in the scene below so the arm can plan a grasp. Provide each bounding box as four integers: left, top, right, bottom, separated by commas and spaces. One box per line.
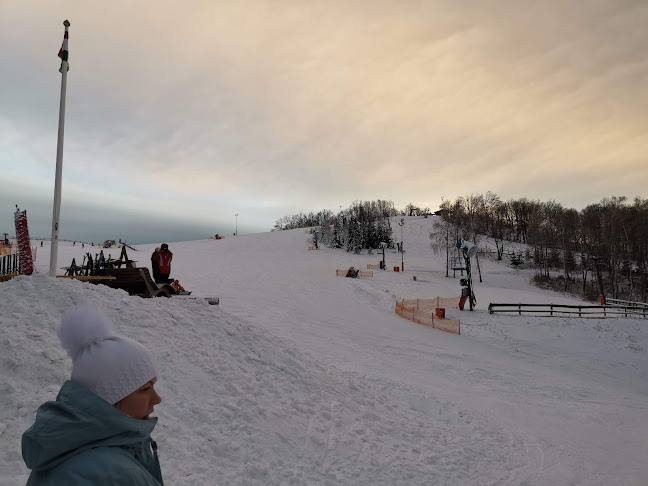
488, 303, 647, 319
605, 298, 648, 309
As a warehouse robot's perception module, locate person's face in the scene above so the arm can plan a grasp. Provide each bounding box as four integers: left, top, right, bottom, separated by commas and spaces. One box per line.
115, 377, 161, 420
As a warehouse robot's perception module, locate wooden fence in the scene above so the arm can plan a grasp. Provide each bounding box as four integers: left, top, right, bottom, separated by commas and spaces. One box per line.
488, 303, 647, 319
605, 298, 648, 309
395, 300, 460, 335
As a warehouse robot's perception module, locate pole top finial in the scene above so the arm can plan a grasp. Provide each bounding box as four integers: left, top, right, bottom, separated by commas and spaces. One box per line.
63, 19, 70, 27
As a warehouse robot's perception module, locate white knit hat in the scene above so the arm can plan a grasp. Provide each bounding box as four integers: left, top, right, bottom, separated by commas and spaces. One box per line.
58, 304, 158, 405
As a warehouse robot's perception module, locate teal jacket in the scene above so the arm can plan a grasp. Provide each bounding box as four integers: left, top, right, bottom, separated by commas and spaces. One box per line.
22, 380, 164, 485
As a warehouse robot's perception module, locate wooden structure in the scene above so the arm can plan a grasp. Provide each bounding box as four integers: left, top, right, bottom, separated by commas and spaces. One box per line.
103, 266, 173, 298
61, 247, 169, 298
58, 275, 116, 282
0, 273, 18, 283
62, 247, 218, 304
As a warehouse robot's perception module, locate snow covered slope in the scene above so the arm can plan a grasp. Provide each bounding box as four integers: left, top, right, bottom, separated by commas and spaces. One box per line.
1, 216, 646, 485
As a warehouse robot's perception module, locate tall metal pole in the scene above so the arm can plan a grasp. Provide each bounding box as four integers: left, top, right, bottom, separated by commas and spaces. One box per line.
235, 213, 238, 235
398, 218, 405, 271
49, 20, 70, 277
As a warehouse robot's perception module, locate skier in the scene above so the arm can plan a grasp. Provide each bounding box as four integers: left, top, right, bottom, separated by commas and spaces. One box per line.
152, 243, 173, 284
21, 305, 164, 485
151, 247, 161, 282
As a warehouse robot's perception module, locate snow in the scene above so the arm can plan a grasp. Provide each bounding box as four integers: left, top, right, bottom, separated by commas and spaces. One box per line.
1, 216, 647, 485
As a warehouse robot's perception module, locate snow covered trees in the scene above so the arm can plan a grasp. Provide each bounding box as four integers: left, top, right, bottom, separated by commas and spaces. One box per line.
274, 200, 396, 251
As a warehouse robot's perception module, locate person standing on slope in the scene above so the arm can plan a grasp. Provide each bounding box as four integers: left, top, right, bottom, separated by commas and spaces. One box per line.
22, 305, 164, 485
152, 243, 173, 284
151, 246, 161, 282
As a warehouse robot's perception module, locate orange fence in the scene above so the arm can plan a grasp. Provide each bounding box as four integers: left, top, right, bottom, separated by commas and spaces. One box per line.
395, 300, 460, 335
401, 296, 461, 311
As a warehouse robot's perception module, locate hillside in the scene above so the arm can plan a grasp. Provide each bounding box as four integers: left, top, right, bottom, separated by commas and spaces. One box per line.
1, 216, 646, 485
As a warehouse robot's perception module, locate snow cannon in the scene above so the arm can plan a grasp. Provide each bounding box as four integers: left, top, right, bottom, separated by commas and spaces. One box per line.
456, 238, 477, 258
456, 238, 477, 311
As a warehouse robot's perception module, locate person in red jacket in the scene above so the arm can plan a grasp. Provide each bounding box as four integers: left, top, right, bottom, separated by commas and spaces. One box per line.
152, 243, 173, 284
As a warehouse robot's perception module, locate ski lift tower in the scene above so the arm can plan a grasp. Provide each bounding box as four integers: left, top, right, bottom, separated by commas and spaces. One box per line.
456, 238, 477, 310
398, 218, 405, 271
378, 241, 387, 270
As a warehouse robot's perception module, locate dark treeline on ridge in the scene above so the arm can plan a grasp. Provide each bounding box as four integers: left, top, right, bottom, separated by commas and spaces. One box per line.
435, 193, 648, 303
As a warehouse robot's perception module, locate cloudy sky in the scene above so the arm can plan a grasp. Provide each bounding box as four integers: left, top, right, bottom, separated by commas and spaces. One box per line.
1, 0, 647, 243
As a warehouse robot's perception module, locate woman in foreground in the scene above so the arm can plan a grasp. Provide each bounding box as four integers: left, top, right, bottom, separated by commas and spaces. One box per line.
22, 304, 164, 485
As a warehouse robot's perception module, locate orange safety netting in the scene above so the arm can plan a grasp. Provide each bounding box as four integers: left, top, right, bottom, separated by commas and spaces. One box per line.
401, 296, 461, 311
395, 300, 461, 335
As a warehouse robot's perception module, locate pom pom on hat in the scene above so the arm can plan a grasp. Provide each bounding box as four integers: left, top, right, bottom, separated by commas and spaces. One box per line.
58, 305, 158, 405
59, 304, 115, 360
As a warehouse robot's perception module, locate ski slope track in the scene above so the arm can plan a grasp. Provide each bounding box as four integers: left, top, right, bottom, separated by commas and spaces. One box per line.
1, 216, 646, 485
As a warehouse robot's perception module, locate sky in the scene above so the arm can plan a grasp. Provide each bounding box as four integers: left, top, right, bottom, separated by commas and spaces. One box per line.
2, 1, 647, 243
2, 217, 647, 484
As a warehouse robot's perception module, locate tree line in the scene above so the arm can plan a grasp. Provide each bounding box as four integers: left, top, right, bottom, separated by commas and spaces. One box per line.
435, 193, 648, 303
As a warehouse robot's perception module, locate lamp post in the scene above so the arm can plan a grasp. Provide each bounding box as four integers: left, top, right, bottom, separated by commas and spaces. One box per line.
235, 213, 238, 236
398, 218, 405, 271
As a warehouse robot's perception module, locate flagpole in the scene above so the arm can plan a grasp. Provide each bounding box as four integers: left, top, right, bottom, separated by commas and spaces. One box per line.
49, 19, 70, 277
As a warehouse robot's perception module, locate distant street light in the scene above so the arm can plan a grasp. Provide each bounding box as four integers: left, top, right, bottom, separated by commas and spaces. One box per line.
398, 218, 405, 271
235, 213, 239, 236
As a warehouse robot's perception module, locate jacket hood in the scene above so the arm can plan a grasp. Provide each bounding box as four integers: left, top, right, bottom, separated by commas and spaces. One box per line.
22, 380, 158, 472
